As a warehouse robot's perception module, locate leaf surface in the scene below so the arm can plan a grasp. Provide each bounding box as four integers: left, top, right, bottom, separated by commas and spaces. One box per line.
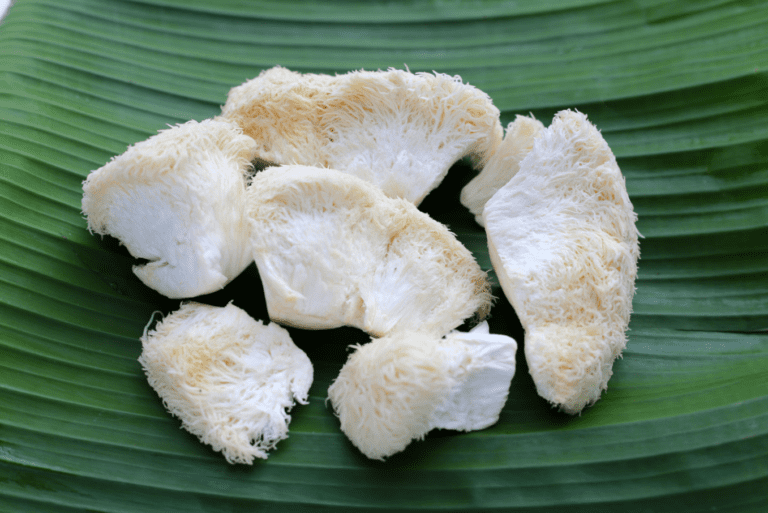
1, 0, 766, 511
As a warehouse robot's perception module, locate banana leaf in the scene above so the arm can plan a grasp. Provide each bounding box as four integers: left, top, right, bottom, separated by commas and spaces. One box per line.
1, 0, 766, 511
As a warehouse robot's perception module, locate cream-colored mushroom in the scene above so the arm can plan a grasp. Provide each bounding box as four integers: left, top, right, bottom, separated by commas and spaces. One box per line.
483, 109, 640, 414
246, 165, 492, 337
460, 114, 545, 225
327, 322, 517, 460
82, 119, 257, 298
139, 302, 313, 464
221, 66, 503, 204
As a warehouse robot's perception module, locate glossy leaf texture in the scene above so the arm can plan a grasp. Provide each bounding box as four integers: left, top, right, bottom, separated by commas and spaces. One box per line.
1, 0, 767, 511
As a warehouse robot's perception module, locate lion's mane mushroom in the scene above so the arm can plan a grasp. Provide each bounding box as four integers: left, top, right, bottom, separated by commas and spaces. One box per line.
139, 302, 313, 464
461, 114, 545, 226
483, 109, 640, 414
320, 68, 503, 204
246, 165, 492, 338
82, 119, 258, 298
221, 66, 503, 204
327, 322, 517, 460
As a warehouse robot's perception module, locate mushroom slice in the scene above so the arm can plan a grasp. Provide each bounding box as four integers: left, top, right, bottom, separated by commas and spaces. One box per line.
82, 119, 258, 298
320, 68, 503, 204
327, 322, 517, 460
246, 165, 491, 337
483, 109, 640, 414
460, 114, 545, 226
139, 302, 313, 464
221, 66, 503, 204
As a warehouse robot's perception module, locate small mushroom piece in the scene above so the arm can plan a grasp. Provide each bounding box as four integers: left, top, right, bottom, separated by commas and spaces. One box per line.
327, 322, 517, 460
460, 114, 545, 226
246, 165, 491, 338
221, 66, 503, 204
82, 119, 258, 298
139, 302, 313, 464
483, 110, 640, 414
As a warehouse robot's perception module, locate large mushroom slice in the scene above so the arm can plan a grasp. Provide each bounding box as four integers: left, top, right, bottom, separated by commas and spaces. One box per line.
327, 322, 517, 460
82, 119, 258, 298
319, 68, 503, 204
221, 66, 503, 205
483, 110, 640, 414
246, 165, 492, 338
460, 114, 545, 226
139, 302, 313, 464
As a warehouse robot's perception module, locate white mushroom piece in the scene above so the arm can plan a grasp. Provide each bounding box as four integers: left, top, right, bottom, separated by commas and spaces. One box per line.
82, 119, 258, 298
483, 109, 640, 414
460, 114, 545, 226
327, 322, 517, 460
246, 165, 492, 337
220, 66, 503, 204
139, 302, 313, 464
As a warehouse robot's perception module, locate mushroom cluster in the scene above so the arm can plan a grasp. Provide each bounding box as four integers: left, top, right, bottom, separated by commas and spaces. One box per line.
82, 66, 638, 462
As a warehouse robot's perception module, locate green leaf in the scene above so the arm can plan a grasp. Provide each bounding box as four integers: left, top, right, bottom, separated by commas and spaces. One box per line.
1, 0, 766, 511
